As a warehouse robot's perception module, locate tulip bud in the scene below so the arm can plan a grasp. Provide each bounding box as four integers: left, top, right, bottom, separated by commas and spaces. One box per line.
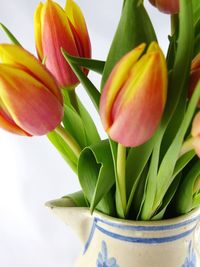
34, 0, 91, 88
189, 54, 200, 107
100, 42, 168, 147
0, 44, 63, 136
149, 0, 179, 14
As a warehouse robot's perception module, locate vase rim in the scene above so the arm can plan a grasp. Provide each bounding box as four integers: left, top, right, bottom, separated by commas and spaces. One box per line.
46, 198, 200, 226
94, 208, 200, 227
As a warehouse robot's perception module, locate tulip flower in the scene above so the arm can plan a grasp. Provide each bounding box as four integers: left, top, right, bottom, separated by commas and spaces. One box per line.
149, 0, 179, 14
100, 42, 168, 147
34, 0, 91, 88
0, 44, 63, 136
189, 53, 200, 107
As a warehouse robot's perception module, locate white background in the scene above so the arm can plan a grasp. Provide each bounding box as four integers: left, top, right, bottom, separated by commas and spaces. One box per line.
0, 0, 169, 266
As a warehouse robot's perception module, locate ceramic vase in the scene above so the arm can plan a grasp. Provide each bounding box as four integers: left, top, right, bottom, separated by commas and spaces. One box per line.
46, 198, 200, 267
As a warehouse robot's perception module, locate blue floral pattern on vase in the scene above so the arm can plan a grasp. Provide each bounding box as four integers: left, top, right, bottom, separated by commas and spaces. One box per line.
182, 241, 196, 267
96, 240, 119, 267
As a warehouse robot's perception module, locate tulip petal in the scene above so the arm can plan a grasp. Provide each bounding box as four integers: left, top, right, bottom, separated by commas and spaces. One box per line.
41, 0, 79, 87
0, 44, 62, 103
119, 43, 167, 106
34, 2, 44, 61
149, 0, 179, 14
157, 0, 179, 14
0, 65, 63, 135
100, 42, 167, 147
65, 0, 91, 58
65, 0, 86, 35
67, 20, 85, 58
100, 43, 146, 130
0, 106, 30, 136
110, 52, 167, 146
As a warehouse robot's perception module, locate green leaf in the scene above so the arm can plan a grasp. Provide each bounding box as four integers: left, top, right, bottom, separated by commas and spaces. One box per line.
195, 17, 200, 36
194, 8, 200, 57
153, 81, 200, 214
194, 33, 200, 56
61, 49, 100, 110
151, 174, 181, 220
61, 53, 105, 74
47, 131, 77, 173
161, 0, 194, 130
174, 160, 200, 214
166, 36, 177, 71
125, 137, 155, 215
192, 193, 200, 208
192, 0, 200, 24
62, 90, 100, 146
78, 139, 116, 216
0, 23, 21, 46
122, 0, 126, 8
77, 98, 100, 145
140, 0, 194, 220
173, 151, 195, 178
101, 0, 157, 89
62, 191, 88, 207
62, 105, 87, 149
127, 164, 149, 220
160, 89, 187, 161
140, 134, 162, 220
147, 0, 194, 219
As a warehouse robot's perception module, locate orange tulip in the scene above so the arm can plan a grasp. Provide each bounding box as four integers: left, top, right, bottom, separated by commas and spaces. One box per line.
34, 0, 91, 88
0, 44, 63, 136
149, 0, 179, 14
100, 42, 168, 147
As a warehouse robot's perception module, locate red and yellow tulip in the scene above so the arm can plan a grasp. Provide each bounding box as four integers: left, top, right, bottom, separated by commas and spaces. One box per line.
34, 0, 91, 88
100, 42, 168, 147
149, 0, 179, 14
0, 44, 63, 136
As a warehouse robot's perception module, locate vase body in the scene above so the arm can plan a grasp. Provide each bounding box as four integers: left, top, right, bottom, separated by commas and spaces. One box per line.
46, 199, 200, 267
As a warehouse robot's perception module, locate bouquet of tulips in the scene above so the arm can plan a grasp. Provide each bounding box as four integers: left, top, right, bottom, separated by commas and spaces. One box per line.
1, 0, 200, 221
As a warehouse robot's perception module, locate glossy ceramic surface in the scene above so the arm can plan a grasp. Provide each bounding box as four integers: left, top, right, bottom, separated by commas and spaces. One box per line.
46, 198, 200, 267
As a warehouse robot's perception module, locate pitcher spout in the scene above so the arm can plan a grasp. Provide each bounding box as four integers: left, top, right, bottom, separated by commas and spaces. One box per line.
45, 197, 92, 244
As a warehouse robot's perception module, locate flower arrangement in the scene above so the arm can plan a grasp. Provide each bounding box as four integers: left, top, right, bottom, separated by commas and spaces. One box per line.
0, 0, 200, 222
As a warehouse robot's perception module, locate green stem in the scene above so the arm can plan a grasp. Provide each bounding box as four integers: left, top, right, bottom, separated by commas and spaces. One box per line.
55, 125, 81, 158
179, 137, 194, 157
68, 89, 80, 115
117, 144, 127, 212
170, 14, 179, 36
